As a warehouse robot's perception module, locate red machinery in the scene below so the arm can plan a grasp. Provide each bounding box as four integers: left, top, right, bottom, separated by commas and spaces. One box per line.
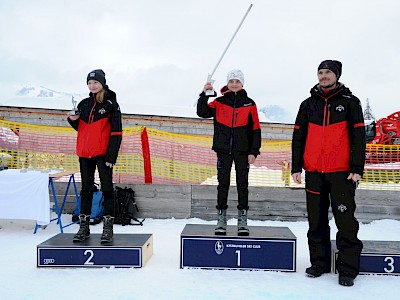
366, 111, 400, 145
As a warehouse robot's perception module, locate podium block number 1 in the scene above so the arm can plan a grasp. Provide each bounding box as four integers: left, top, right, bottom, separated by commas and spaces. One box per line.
236, 250, 241, 267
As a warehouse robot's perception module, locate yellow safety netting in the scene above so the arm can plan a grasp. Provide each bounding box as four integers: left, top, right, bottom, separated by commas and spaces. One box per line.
0, 119, 399, 190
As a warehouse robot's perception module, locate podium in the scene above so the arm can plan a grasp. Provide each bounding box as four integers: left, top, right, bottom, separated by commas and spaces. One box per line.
332, 240, 400, 275
180, 224, 296, 271
37, 233, 153, 268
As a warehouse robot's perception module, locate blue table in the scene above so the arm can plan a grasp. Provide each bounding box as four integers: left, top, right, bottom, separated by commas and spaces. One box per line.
34, 171, 79, 234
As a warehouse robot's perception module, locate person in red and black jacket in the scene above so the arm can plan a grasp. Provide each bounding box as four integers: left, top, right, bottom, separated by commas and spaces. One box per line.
67, 69, 122, 244
291, 60, 365, 287
197, 69, 261, 236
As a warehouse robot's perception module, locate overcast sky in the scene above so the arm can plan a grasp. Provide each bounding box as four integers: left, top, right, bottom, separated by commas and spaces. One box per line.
0, 0, 399, 120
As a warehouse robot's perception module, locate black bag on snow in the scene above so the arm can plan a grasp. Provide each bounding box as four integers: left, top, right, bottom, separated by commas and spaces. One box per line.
114, 186, 144, 226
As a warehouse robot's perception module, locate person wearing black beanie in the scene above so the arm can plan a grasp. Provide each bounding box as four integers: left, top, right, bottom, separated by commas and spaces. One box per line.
67, 69, 122, 244
291, 60, 365, 287
87, 69, 107, 87
318, 60, 342, 81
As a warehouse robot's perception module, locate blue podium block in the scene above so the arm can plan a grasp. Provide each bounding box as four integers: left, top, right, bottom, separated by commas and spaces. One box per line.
332, 240, 400, 275
37, 233, 153, 268
180, 224, 296, 271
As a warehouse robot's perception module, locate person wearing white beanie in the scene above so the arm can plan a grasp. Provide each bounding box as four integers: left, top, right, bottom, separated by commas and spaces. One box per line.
226, 69, 244, 85
197, 69, 261, 236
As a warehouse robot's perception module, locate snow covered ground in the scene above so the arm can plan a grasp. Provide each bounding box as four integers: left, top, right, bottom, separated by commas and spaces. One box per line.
0, 216, 399, 300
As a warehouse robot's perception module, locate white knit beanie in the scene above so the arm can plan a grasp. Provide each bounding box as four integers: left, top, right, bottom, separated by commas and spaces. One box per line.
226, 69, 244, 85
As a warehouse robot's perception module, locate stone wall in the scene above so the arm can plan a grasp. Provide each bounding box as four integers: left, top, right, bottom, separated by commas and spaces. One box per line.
0, 106, 293, 141
53, 183, 400, 224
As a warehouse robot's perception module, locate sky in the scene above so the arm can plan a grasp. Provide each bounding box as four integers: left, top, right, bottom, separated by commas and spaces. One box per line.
0, 0, 399, 121
0, 216, 399, 299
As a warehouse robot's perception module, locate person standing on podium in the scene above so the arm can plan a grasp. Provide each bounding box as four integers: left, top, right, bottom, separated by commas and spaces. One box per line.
67, 69, 122, 244
197, 69, 261, 236
291, 60, 365, 286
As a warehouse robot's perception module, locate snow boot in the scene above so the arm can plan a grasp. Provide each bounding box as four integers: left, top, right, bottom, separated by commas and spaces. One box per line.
237, 209, 249, 236
215, 209, 227, 235
101, 215, 114, 244
339, 275, 354, 287
73, 214, 90, 242
305, 265, 330, 278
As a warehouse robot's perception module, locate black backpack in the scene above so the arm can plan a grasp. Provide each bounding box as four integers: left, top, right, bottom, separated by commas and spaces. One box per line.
114, 186, 144, 226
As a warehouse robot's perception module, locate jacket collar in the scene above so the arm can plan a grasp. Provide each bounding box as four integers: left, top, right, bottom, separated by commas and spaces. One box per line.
220, 85, 247, 97
311, 82, 350, 100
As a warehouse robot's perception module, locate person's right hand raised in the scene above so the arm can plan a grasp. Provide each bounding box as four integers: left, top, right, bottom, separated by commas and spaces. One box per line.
203, 82, 213, 93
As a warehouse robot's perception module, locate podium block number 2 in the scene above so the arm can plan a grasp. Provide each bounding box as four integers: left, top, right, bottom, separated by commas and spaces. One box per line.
84, 250, 95, 265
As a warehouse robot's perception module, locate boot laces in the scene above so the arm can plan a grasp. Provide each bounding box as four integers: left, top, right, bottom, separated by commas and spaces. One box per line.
239, 210, 247, 226
217, 210, 226, 225
102, 217, 114, 237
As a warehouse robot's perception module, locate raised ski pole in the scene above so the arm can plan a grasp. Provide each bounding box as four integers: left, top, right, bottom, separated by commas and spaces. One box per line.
205, 4, 253, 96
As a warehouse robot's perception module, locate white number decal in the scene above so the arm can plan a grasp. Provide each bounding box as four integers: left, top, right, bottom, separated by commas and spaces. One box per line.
384, 257, 394, 273
84, 250, 95, 265
235, 250, 241, 267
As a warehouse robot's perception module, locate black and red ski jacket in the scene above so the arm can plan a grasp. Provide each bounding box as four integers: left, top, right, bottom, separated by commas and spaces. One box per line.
67, 88, 122, 164
197, 86, 261, 157
291, 83, 365, 175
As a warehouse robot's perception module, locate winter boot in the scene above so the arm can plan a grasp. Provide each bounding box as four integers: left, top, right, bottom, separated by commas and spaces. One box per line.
215, 209, 227, 235
237, 209, 249, 236
73, 214, 90, 242
305, 265, 331, 278
101, 215, 114, 244
339, 275, 354, 287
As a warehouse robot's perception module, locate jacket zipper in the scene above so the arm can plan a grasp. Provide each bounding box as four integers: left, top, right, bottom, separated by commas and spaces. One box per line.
321, 99, 328, 172
229, 93, 237, 154
86, 97, 97, 157
89, 97, 97, 124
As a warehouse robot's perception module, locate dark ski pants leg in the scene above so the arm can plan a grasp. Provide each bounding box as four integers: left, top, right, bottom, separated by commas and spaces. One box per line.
79, 156, 115, 217
233, 152, 250, 210
96, 157, 114, 216
305, 172, 332, 271
216, 152, 233, 210
79, 157, 96, 215
329, 173, 363, 278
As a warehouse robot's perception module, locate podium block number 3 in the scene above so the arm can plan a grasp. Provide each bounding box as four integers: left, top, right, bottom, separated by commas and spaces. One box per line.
384, 257, 395, 273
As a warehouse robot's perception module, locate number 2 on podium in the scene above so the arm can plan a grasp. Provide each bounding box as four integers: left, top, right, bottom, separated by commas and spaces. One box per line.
84, 250, 95, 265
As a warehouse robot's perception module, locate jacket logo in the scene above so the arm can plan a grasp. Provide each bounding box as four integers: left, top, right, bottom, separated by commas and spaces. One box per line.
98, 108, 106, 114
336, 105, 345, 112
338, 204, 347, 213
243, 103, 252, 107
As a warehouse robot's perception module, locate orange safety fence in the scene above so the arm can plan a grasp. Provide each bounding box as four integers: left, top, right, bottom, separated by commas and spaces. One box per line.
1, 119, 399, 191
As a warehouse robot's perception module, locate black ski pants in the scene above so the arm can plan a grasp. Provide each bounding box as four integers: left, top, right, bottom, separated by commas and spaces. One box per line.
305, 171, 363, 278
79, 156, 114, 216
216, 151, 250, 211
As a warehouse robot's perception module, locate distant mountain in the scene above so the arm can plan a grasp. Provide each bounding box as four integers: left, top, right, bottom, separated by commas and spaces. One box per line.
259, 105, 295, 124
0, 84, 86, 111
14, 84, 85, 100
1, 84, 294, 123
